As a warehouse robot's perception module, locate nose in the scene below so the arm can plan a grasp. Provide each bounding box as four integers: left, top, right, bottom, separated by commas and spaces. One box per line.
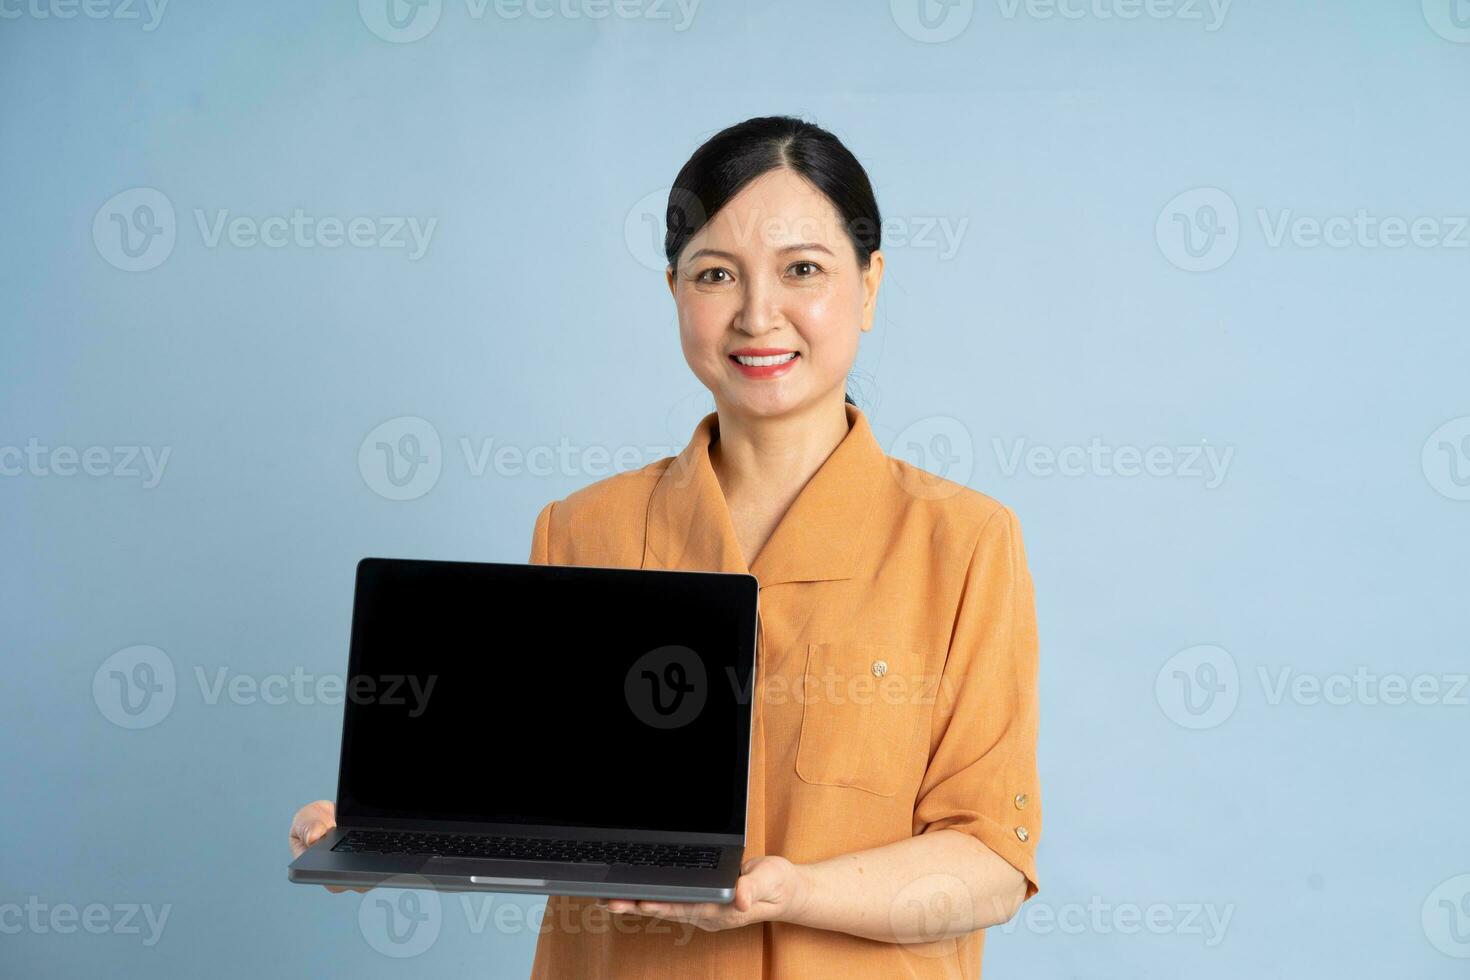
732, 271, 784, 337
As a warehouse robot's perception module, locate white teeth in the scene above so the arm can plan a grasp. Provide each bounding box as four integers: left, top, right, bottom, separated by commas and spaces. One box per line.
733, 353, 798, 366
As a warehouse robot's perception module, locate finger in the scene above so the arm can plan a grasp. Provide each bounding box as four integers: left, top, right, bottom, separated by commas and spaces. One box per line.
636, 900, 718, 921
290, 817, 332, 851
637, 902, 696, 922
289, 825, 318, 858
604, 900, 641, 914
675, 901, 724, 921
290, 802, 335, 841
731, 875, 754, 913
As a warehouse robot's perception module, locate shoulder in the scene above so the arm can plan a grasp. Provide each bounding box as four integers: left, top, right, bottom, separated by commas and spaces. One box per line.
553, 456, 670, 517
879, 458, 1034, 604
883, 455, 1023, 550
533, 457, 673, 560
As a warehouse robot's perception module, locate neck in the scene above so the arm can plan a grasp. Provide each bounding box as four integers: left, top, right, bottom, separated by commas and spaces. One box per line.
707, 395, 851, 497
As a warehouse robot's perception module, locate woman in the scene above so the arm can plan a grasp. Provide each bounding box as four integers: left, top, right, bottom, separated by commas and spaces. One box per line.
290, 115, 1042, 978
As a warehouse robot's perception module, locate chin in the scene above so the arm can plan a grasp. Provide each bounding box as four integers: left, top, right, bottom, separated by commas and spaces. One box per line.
723, 387, 808, 419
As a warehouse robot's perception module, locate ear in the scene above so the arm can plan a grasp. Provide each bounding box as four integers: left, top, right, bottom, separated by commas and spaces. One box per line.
666, 265, 677, 298
859, 250, 885, 333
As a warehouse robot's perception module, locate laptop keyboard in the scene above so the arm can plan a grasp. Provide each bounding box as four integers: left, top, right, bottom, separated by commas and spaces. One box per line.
332, 829, 721, 870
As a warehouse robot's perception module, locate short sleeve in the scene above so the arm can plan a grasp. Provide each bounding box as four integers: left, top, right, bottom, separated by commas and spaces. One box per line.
912, 504, 1041, 899
529, 501, 555, 565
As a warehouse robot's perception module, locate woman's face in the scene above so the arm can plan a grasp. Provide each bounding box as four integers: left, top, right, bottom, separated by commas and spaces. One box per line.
667, 168, 883, 421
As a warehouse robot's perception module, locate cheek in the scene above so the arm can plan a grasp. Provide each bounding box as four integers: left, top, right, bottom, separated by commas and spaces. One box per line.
677, 296, 729, 365
791, 289, 860, 359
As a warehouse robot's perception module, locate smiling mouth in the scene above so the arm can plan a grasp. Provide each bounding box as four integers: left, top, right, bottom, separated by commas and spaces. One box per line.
729, 351, 799, 366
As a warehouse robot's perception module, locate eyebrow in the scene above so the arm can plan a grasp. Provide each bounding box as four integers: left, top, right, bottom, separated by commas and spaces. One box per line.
687, 242, 835, 262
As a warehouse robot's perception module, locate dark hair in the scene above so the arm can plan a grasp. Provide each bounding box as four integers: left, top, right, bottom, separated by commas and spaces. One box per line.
665, 116, 880, 411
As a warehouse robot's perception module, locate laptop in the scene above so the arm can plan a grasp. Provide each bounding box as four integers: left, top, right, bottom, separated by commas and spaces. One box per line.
288, 557, 759, 902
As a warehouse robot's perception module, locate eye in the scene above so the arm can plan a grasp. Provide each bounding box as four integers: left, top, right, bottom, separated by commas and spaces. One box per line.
695, 267, 733, 284
787, 261, 822, 278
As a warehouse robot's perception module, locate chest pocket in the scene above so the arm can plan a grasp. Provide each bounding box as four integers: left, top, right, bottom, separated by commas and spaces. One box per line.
794, 641, 930, 798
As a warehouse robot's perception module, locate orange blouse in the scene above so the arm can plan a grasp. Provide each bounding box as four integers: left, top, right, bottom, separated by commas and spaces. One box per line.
526, 403, 1041, 979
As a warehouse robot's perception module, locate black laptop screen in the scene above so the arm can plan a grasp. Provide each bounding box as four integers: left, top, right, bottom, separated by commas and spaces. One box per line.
335, 558, 757, 837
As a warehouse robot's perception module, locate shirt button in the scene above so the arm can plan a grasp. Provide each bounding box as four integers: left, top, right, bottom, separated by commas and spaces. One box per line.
1014, 793, 1028, 810
871, 660, 888, 678
1015, 826, 1030, 843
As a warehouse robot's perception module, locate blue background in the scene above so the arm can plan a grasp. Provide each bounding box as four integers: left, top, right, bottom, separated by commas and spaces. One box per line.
3, 0, 1468, 976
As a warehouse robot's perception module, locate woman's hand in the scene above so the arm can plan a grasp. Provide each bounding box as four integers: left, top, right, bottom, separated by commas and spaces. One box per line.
594, 855, 809, 932
288, 799, 368, 894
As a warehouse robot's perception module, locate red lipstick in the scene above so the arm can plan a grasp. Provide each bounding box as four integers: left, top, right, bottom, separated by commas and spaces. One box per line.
728, 347, 800, 380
